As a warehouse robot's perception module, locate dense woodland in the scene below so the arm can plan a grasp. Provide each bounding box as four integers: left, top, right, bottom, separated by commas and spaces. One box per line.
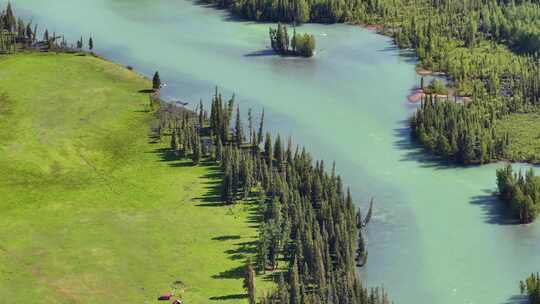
496, 164, 540, 224
157, 88, 386, 304
269, 23, 316, 57
383, 0, 540, 164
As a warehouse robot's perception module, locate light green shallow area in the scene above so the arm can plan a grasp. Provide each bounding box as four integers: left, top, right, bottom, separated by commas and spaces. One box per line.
4, 0, 540, 303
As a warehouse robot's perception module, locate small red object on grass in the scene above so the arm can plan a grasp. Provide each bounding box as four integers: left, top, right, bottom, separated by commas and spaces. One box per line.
158, 292, 172, 301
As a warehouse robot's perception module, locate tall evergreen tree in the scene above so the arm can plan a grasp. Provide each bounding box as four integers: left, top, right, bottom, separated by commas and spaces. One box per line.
152, 71, 161, 91
243, 258, 257, 304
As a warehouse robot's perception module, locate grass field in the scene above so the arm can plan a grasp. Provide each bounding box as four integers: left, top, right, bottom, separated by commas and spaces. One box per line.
496, 112, 540, 163
0, 53, 270, 303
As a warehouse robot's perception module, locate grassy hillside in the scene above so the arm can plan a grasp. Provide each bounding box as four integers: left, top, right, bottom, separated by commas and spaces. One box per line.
0, 53, 268, 303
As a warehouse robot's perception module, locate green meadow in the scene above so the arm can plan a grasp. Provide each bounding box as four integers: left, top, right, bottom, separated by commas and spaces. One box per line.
0, 53, 269, 303
496, 112, 540, 163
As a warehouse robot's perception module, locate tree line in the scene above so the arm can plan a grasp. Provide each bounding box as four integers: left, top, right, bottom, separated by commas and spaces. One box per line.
496, 164, 540, 224
202, 0, 362, 23
155, 86, 387, 304
269, 23, 316, 57
371, 0, 540, 164
410, 95, 510, 164
0, 3, 93, 53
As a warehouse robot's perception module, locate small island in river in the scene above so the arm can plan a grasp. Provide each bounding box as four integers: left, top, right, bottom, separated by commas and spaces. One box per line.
269, 23, 316, 57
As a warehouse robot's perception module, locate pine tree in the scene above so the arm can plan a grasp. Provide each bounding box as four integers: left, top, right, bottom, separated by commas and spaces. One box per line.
289, 257, 301, 304
235, 106, 244, 147
264, 133, 273, 166
258, 109, 265, 145
216, 137, 223, 163
295, 0, 310, 23
243, 258, 257, 304
88, 36, 93, 50
171, 129, 179, 156
274, 134, 283, 167
152, 71, 161, 91
192, 136, 202, 165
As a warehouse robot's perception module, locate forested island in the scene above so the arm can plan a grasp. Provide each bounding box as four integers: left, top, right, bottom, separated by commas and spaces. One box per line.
269, 24, 315, 57
496, 165, 540, 224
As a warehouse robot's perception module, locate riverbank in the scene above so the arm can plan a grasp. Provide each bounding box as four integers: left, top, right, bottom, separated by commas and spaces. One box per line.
0, 52, 271, 303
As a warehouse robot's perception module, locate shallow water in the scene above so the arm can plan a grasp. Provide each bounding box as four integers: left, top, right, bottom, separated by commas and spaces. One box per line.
4, 0, 540, 303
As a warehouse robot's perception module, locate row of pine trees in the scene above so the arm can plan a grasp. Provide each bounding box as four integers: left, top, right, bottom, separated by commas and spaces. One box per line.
156, 87, 384, 304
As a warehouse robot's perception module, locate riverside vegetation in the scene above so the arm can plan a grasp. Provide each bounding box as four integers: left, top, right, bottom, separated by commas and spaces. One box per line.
161, 87, 387, 304
1, 3, 387, 304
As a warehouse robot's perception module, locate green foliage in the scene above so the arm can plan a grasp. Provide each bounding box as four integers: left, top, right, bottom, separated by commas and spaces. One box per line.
269, 24, 315, 57
496, 164, 540, 224
494, 113, 540, 163
339, 0, 540, 164
411, 95, 509, 164
205, 0, 358, 23
425, 79, 448, 95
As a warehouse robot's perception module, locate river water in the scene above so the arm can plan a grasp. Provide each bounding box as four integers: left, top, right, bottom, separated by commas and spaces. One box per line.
5, 0, 540, 303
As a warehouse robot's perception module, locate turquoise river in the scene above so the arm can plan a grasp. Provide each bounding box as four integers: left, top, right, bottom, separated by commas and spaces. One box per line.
5, 0, 540, 303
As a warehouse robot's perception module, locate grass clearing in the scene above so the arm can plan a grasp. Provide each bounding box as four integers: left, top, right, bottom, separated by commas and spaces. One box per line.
0, 53, 271, 303
496, 112, 540, 163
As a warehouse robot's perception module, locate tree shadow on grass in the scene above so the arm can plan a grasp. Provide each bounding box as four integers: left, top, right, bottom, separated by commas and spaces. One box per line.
224, 240, 258, 261
209, 294, 248, 301
212, 235, 242, 241
195, 168, 226, 207
211, 265, 245, 279
470, 189, 521, 225
147, 147, 194, 167
245, 199, 263, 227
